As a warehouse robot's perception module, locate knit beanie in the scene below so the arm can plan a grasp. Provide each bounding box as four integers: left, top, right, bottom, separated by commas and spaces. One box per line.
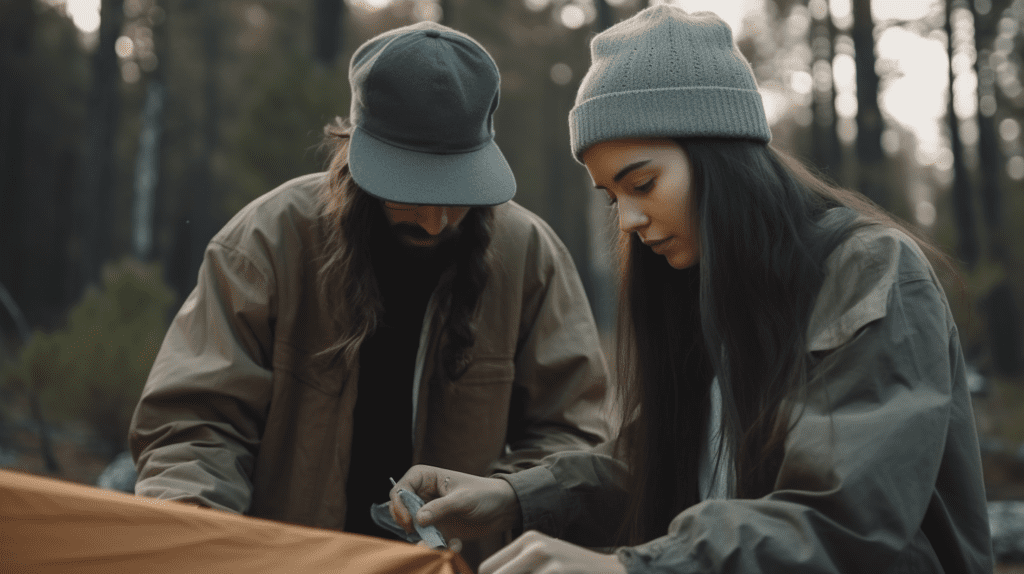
569, 4, 771, 161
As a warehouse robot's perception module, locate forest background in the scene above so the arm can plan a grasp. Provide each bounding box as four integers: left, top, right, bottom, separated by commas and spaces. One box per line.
1, 0, 1023, 559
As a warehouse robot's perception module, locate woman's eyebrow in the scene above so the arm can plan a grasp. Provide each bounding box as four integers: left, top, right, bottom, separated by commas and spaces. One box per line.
614, 160, 652, 182
595, 160, 652, 189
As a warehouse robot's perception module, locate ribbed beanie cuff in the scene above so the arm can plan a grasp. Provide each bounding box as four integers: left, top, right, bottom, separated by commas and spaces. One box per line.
570, 5, 771, 162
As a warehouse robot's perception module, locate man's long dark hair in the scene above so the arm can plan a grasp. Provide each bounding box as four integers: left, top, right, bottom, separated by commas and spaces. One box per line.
614, 138, 952, 545
316, 118, 494, 380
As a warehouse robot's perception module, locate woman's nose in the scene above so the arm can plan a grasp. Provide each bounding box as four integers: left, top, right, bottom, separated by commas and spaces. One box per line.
616, 198, 648, 234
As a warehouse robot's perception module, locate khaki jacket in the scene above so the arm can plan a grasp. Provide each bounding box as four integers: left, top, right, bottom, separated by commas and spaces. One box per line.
130, 173, 611, 533
504, 218, 994, 572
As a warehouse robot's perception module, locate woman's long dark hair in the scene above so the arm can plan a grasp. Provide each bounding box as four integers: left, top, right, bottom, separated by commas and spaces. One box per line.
316, 118, 494, 380
614, 138, 952, 545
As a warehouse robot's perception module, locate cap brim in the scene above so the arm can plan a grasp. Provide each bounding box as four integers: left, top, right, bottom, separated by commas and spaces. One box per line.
349, 127, 516, 206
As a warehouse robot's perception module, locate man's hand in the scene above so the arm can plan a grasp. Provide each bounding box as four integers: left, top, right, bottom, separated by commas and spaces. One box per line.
479, 530, 627, 574
389, 465, 522, 545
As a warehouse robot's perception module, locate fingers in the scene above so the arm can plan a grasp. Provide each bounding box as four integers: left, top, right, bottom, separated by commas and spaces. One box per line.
392, 467, 464, 528
417, 487, 468, 527
413, 535, 461, 555
388, 485, 412, 532
388, 500, 414, 533
392, 465, 446, 502
391, 466, 438, 530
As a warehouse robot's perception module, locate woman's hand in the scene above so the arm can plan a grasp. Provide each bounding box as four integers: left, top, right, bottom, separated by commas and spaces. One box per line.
389, 465, 523, 544
479, 531, 627, 574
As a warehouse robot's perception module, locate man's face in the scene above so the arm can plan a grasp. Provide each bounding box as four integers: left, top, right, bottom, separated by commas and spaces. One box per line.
380, 201, 472, 250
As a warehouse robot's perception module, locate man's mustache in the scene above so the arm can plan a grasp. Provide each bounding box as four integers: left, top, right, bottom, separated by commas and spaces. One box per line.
391, 223, 461, 243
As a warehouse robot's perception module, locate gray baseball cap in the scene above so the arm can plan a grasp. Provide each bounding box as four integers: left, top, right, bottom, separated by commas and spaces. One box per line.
347, 22, 516, 206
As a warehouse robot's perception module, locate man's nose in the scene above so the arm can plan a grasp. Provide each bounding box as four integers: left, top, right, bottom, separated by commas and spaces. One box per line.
417, 206, 449, 236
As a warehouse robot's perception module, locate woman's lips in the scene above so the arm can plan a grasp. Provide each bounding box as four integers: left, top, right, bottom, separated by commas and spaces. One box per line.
647, 237, 672, 253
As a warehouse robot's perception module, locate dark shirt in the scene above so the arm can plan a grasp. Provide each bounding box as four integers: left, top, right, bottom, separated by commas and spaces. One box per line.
344, 231, 455, 538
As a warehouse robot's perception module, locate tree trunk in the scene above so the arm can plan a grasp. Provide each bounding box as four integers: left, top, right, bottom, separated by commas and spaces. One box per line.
72, 0, 125, 296
131, 81, 165, 262
312, 0, 343, 69
850, 0, 887, 207
439, 0, 454, 26
544, 58, 594, 320
972, 0, 1011, 259
0, 0, 35, 326
594, 0, 614, 31
184, 1, 222, 286
974, 0, 1022, 377
810, 0, 841, 178
148, 0, 182, 300
134, 0, 171, 264
159, 3, 194, 303
983, 281, 1024, 376
945, 0, 979, 269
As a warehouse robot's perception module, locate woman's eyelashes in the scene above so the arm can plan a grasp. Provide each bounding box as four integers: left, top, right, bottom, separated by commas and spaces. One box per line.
604, 178, 654, 207
635, 179, 655, 193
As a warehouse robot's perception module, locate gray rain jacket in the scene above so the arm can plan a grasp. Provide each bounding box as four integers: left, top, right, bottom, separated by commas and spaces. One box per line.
503, 220, 994, 573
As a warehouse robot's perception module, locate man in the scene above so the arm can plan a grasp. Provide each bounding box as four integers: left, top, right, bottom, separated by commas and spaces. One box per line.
129, 20, 610, 566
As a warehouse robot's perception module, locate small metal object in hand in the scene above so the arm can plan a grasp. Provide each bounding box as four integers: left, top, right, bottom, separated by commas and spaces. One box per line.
369, 478, 447, 549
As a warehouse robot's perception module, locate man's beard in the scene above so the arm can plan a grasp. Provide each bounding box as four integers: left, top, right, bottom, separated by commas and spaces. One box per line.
389, 222, 463, 255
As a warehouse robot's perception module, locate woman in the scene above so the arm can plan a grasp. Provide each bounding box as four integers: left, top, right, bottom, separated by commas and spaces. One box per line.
389, 6, 993, 573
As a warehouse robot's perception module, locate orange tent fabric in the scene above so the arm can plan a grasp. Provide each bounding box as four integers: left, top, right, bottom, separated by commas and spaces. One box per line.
0, 469, 471, 573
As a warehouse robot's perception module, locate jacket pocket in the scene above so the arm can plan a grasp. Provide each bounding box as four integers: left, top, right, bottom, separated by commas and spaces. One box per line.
426, 355, 516, 473
451, 355, 514, 386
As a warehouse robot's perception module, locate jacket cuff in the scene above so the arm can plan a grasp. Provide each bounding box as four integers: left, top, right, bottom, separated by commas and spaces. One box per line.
615, 537, 701, 574
495, 465, 564, 536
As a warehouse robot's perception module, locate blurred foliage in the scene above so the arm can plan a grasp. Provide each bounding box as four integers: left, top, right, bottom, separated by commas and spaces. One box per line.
226, 50, 348, 214
991, 375, 1024, 447
2, 0, 1024, 474
0, 258, 174, 455
931, 118, 1024, 375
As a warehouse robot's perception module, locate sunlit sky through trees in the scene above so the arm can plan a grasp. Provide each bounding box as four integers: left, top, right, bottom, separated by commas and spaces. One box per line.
44, 0, 1020, 179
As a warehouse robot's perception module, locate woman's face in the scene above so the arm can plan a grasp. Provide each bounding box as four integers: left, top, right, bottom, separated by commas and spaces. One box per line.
582, 138, 699, 270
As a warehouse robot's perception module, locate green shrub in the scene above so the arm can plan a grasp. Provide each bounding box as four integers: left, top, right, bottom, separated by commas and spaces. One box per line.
1, 257, 175, 455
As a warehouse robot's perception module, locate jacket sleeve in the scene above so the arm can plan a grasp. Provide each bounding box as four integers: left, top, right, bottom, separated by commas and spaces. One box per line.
614, 273, 960, 573
129, 240, 275, 513
501, 437, 630, 548
488, 219, 613, 475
